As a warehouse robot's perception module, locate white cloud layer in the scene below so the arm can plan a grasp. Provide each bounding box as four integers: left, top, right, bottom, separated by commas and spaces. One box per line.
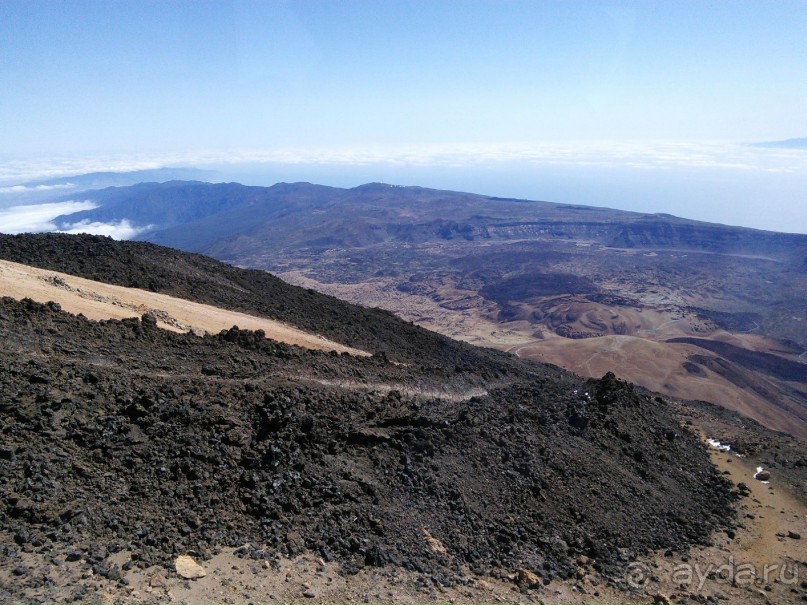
2, 141, 807, 185
0, 201, 97, 234
0, 183, 75, 194
0, 199, 149, 239
1, 140, 805, 234
55, 219, 150, 240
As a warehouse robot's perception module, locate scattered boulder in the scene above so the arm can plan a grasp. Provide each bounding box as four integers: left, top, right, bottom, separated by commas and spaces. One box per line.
422, 528, 448, 555
12, 565, 28, 577
141, 312, 158, 328
174, 555, 206, 580
515, 568, 541, 588
577, 555, 590, 566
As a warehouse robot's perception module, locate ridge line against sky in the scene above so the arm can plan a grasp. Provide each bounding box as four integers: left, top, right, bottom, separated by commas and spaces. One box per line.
1, 139, 807, 235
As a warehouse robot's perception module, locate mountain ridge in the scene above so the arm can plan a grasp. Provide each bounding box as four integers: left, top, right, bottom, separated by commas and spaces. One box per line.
29, 181, 807, 437
0, 232, 497, 366
49, 181, 807, 250
754, 136, 807, 150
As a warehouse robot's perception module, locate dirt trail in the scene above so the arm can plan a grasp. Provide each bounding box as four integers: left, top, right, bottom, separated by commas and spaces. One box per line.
0, 259, 368, 356
305, 377, 488, 402
707, 448, 806, 574
629, 441, 807, 604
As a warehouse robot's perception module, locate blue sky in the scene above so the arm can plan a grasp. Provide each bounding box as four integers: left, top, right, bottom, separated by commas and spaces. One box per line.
1, 0, 807, 232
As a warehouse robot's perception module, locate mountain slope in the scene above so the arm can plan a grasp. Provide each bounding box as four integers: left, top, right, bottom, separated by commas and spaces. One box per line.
53, 180, 266, 232
0, 234, 743, 603
0, 258, 367, 355
31, 182, 807, 437
0, 232, 490, 366
50, 180, 807, 260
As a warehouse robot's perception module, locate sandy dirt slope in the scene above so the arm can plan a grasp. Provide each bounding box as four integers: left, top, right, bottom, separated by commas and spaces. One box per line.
625, 441, 807, 605
0, 259, 368, 356
281, 269, 807, 439
508, 334, 807, 439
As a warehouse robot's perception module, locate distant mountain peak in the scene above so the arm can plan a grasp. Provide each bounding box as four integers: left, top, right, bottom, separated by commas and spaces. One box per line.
351, 182, 399, 191
753, 137, 807, 149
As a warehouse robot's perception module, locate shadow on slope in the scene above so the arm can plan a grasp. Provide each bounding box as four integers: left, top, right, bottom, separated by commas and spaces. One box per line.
0, 233, 493, 366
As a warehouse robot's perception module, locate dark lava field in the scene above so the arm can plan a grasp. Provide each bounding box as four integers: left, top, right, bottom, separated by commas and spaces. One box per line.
0, 235, 744, 602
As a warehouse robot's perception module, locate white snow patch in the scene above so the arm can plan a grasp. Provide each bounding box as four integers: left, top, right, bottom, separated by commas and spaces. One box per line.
707, 438, 731, 452
754, 466, 770, 484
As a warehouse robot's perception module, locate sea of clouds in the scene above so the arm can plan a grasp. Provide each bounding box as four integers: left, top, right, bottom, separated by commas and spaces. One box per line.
0, 201, 149, 239
1, 140, 806, 237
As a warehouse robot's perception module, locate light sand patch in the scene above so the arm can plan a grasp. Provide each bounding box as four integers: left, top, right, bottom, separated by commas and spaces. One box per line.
0, 259, 368, 356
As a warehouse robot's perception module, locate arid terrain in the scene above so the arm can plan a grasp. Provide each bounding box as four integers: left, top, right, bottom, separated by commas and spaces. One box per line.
42, 180, 806, 438
0, 235, 807, 603
5, 0, 807, 601
0, 233, 805, 604
275, 241, 807, 439
0, 258, 367, 355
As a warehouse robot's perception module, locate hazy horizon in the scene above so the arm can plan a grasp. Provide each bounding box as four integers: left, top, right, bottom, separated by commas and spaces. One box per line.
2, 1, 807, 234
